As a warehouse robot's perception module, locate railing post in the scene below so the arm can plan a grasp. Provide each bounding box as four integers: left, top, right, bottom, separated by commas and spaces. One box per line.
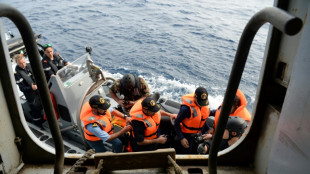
208, 7, 302, 174
0, 4, 64, 174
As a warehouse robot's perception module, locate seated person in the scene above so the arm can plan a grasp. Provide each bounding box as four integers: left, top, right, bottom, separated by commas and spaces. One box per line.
41, 43, 69, 82
212, 89, 251, 129
80, 95, 132, 153
129, 97, 176, 152
174, 87, 211, 154
197, 116, 247, 154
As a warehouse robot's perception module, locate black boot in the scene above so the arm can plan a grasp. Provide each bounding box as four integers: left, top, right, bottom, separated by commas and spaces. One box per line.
33, 118, 45, 130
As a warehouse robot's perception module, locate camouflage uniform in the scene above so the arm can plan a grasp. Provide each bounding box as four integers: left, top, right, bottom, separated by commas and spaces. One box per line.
110, 77, 150, 101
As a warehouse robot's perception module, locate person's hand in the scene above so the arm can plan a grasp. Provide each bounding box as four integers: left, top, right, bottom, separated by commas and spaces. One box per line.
123, 100, 134, 108
31, 83, 37, 91
181, 138, 189, 148
170, 113, 177, 119
169, 114, 177, 123
123, 125, 132, 131
125, 116, 132, 123
117, 99, 125, 107
202, 133, 213, 140
157, 135, 167, 144
170, 116, 176, 126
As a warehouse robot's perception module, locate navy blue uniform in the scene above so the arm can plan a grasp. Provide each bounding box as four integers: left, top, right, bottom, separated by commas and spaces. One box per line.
14, 64, 44, 127
174, 105, 214, 154
42, 53, 68, 82
130, 120, 157, 152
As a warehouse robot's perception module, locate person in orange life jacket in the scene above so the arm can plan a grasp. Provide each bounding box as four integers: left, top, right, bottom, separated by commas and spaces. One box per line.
197, 116, 247, 154
80, 95, 132, 153
41, 43, 69, 82
13, 54, 44, 128
129, 97, 177, 152
109, 73, 150, 115
211, 89, 251, 130
174, 87, 212, 154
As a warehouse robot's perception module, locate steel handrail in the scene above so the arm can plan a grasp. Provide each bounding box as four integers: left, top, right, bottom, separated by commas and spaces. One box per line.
208, 7, 302, 174
0, 4, 64, 174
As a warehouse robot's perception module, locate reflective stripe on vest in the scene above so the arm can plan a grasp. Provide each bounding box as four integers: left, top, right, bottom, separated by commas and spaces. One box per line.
180, 93, 210, 134
192, 107, 198, 118
15, 64, 35, 87
130, 98, 161, 139
80, 102, 113, 141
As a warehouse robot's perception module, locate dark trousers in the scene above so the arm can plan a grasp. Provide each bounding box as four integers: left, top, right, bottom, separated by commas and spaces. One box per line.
28, 94, 44, 126
86, 138, 123, 153
175, 133, 199, 154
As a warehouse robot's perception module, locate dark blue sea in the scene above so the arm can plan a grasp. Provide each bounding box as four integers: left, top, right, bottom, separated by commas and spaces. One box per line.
1, 0, 273, 112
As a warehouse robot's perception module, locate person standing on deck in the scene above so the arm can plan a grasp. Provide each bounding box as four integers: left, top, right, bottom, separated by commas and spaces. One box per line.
14, 53, 44, 128
41, 43, 69, 82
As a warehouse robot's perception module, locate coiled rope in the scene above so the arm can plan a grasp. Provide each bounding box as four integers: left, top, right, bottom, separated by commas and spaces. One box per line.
90, 159, 104, 174
167, 155, 183, 174
67, 149, 96, 173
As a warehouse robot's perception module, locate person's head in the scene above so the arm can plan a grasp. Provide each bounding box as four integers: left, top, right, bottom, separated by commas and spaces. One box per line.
230, 95, 241, 114
194, 87, 209, 107
206, 116, 215, 133
223, 116, 247, 140
142, 97, 161, 116
13, 54, 26, 69
43, 43, 54, 59
89, 95, 111, 115
120, 73, 135, 92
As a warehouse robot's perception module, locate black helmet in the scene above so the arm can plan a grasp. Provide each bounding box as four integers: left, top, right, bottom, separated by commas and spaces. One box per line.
120, 73, 135, 89
226, 116, 247, 138
206, 116, 215, 129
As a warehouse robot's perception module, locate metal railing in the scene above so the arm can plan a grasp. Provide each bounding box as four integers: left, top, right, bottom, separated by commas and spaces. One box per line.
0, 4, 64, 174
208, 7, 303, 174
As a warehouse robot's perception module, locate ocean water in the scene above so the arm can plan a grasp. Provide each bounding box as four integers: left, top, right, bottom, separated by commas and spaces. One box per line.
1, 0, 273, 112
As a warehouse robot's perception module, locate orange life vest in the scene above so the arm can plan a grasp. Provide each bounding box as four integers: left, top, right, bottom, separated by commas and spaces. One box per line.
214, 89, 251, 129
112, 116, 126, 127
130, 99, 161, 140
180, 93, 210, 134
80, 101, 113, 141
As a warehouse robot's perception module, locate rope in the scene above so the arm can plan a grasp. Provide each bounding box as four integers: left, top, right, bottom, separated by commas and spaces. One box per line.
67, 149, 96, 174
167, 155, 183, 174
90, 159, 104, 174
